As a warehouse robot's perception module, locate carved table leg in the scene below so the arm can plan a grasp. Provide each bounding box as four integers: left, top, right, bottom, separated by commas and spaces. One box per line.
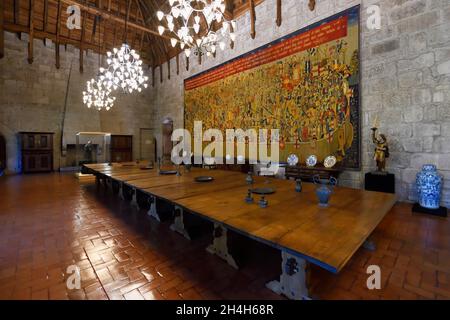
206, 223, 238, 269
170, 205, 191, 240
266, 251, 311, 300
147, 195, 160, 221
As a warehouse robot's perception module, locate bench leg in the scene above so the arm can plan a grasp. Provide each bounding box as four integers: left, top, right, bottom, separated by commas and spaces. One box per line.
99, 176, 107, 189
147, 195, 161, 221
95, 175, 100, 189
266, 251, 311, 300
130, 188, 140, 210
170, 206, 191, 240
206, 223, 238, 269
119, 183, 125, 200
363, 237, 377, 251
104, 177, 111, 190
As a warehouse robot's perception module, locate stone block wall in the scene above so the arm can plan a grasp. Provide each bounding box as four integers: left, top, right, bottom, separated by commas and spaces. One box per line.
0, 32, 154, 173
148, 0, 450, 207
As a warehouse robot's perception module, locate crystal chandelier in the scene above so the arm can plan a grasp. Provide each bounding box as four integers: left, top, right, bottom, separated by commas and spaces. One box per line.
157, 0, 236, 57
83, 77, 116, 111
101, 43, 148, 93
82, 16, 116, 111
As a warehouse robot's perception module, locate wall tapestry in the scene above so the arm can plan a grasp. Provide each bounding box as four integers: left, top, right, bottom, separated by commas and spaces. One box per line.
184, 5, 361, 169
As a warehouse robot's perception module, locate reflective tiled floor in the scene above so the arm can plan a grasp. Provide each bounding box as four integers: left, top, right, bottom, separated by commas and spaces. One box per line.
0, 173, 449, 300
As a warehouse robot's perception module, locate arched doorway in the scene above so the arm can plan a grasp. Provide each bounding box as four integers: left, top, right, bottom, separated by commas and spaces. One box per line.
162, 118, 173, 164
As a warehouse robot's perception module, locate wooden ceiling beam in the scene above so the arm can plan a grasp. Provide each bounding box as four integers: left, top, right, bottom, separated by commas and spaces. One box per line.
43, 0, 49, 45
14, 0, 20, 24
230, 21, 234, 49
79, 10, 87, 72
249, 0, 256, 39
136, 0, 166, 65
59, 0, 172, 41
112, 0, 118, 48
124, 0, 132, 42
0, 0, 3, 59
102, 0, 109, 64
167, 55, 170, 79
14, 0, 21, 39
28, 0, 35, 64
55, 0, 62, 68
139, 0, 174, 64
135, 0, 157, 65
232, 0, 263, 18
3, 23, 152, 65
276, 0, 282, 27
151, 65, 155, 87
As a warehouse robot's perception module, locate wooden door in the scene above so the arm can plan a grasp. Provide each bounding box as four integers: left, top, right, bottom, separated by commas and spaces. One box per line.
111, 135, 133, 162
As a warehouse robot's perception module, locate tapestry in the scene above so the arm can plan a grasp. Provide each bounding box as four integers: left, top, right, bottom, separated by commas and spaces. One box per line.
184, 5, 361, 168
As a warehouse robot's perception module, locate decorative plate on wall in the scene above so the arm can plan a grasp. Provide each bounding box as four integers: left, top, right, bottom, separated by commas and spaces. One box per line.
287, 154, 299, 166
306, 155, 318, 167
324, 156, 337, 168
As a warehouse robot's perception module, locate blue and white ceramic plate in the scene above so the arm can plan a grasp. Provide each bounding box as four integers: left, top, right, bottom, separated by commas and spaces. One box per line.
324, 156, 337, 168
287, 154, 299, 166
306, 155, 317, 167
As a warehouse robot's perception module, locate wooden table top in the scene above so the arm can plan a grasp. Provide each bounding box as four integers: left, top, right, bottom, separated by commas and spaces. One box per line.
178, 180, 396, 273
126, 168, 244, 193
84, 163, 397, 273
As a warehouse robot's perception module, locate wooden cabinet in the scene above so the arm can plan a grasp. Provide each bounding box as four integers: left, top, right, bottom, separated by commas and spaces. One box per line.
111, 135, 133, 162
19, 132, 54, 173
285, 165, 342, 182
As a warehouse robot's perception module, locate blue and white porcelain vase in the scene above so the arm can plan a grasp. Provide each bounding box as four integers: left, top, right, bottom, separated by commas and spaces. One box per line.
313, 175, 337, 207
416, 164, 442, 209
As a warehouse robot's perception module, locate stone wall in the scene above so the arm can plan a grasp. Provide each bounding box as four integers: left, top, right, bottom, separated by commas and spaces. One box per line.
148, 0, 450, 207
0, 32, 155, 173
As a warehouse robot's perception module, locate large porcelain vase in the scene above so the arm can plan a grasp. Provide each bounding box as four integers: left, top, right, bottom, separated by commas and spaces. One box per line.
416, 164, 442, 209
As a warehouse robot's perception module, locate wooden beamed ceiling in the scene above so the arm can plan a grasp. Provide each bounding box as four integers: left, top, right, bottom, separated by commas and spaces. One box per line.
0, 0, 297, 81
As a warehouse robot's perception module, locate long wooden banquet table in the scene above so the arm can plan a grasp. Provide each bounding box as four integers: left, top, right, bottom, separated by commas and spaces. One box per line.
83, 162, 397, 300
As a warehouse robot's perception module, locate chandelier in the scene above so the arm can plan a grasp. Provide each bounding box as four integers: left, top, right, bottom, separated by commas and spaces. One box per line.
83, 16, 116, 111
101, 43, 148, 93
83, 77, 116, 111
157, 0, 236, 57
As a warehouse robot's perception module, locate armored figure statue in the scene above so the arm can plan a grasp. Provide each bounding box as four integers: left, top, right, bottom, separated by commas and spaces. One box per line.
83, 140, 94, 163
371, 127, 389, 172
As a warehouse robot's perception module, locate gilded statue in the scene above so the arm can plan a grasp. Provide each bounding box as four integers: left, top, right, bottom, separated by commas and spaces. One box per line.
371, 120, 389, 173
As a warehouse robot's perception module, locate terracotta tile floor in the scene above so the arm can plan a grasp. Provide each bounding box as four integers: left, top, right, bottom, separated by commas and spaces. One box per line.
0, 173, 449, 300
